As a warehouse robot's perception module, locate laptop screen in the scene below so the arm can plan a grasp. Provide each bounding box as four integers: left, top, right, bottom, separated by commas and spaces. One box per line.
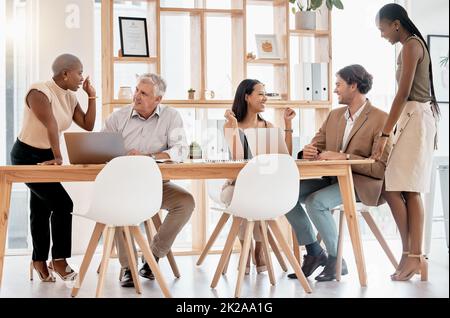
242, 128, 289, 157
64, 132, 127, 164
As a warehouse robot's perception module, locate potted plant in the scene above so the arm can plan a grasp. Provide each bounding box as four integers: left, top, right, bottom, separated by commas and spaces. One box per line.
289, 0, 344, 30
188, 88, 196, 100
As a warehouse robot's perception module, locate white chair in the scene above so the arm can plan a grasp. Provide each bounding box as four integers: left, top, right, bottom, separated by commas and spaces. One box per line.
210, 154, 312, 297
424, 156, 449, 257
196, 179, 288, 273
71, 156, 171, 298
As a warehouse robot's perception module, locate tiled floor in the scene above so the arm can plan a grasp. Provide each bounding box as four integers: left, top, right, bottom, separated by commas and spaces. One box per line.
0, 239, 448, 298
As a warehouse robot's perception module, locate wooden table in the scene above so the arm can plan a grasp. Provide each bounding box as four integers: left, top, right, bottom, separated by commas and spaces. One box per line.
0, 159, 373, 288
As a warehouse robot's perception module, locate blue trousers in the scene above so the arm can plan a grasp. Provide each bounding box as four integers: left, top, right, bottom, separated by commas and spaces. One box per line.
286, 177, 358, 257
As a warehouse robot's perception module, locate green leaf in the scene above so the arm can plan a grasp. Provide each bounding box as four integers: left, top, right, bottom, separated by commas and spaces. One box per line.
334, 0, 344, 9
326, 0, 332, 10
310, 0, 323, 10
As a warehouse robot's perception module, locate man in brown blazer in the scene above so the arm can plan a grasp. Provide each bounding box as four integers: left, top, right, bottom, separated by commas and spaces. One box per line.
286, 64, 392, 282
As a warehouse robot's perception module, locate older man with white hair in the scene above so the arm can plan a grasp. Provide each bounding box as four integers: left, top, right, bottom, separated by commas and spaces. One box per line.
102, 73, 194, 288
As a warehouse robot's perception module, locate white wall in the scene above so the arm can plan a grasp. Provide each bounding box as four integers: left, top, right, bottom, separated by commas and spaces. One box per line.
33, 0, 97, 255
409, 0, 449, 157
409, 0, 449, 36
0, 1, 6, 165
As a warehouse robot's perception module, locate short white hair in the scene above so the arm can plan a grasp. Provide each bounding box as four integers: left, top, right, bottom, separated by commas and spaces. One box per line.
137, 73, 167, 97
52, 54, 82, 76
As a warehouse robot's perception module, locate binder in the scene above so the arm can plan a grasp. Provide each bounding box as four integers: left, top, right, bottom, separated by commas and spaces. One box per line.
320, 62, 329, 101
302, 62, 313, 101
312, 63, 328, 101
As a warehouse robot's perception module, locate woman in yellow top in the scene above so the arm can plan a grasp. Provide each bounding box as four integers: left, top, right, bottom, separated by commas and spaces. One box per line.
10, 54, 96, 282
221, 79, 296, 273
373, 4, 439, 281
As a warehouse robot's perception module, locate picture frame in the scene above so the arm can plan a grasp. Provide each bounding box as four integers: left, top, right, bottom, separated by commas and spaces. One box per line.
427, 34, 449, 103
118, 17, 149, 57
255, 34, 280, 59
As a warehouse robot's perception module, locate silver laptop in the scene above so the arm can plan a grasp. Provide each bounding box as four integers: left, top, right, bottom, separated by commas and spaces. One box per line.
64, 132, 127, 164
243, 127, 289, 157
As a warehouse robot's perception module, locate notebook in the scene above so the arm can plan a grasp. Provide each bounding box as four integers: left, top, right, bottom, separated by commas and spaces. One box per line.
64, 132, 127, 164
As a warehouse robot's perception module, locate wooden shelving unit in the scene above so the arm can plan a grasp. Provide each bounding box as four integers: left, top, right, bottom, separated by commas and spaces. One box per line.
101, 0, 333, 124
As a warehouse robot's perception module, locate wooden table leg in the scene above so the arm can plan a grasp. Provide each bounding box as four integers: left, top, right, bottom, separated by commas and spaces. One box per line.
0, 173, 12, 287
337, 166, 367, 287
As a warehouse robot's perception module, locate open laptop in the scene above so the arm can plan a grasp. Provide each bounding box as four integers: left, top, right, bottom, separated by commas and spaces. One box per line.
64, 132, 127, 164
243, 127, 290, 158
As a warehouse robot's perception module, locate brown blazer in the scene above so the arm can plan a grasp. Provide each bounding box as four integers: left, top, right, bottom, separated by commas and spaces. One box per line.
307, 101, 392, 206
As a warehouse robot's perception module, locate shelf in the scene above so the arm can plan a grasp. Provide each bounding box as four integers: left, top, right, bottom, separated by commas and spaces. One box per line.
113, 57, 158, 64
104, 99, 331, 109
247, 0, 285, 6
246, 59, 288, 65
289, 30, 330, 37
160, 7, 244, 15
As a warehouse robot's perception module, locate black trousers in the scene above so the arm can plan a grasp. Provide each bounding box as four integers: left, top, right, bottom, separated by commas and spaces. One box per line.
10, 139, 73, 261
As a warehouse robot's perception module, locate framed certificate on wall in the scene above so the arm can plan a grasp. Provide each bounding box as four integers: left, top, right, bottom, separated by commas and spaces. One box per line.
118, 17, 149, 57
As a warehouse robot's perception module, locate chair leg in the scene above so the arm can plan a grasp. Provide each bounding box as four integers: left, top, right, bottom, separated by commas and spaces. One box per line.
96, 226, 116, 298
96, 229, 116, 275
131, 226, 172, 298
291, 228, 301, 264
268, 220, 312, 294
235, 221, 254, 298
122, 227, 142, 294
149, 214, 181, 278
197, 213, 230, 266
211, 217, 242, 288
71, 223, 105, 297
260, 221, 275, 285
237, 239, 254, 271
336, 210, 345, 281
222, 248, 232, 275
360, 211, 399, 269
268, 227, 288, 271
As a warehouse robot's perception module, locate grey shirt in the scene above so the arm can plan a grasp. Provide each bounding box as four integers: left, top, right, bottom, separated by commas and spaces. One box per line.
102, 104, 189, 162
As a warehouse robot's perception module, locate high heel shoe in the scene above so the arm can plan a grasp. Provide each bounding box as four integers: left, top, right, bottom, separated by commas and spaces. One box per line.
391, 254, 428, 282
30, 261, 56, 282
390, 251, 409, 278
48, 259, 78, 281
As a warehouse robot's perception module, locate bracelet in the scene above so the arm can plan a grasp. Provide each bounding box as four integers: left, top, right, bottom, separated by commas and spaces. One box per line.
88, 96, 98, 100
284, 129, 294, 133
380, 131, 390, 138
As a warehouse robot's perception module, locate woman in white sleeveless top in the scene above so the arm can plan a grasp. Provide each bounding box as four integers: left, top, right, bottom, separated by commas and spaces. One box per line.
10, 54, 97, 283
374, 4, 440, 281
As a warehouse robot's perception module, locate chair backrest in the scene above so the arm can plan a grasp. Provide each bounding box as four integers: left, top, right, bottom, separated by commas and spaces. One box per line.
228, 154, 299, 220
86, 156, 162, 226
207, 179, 227, 206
